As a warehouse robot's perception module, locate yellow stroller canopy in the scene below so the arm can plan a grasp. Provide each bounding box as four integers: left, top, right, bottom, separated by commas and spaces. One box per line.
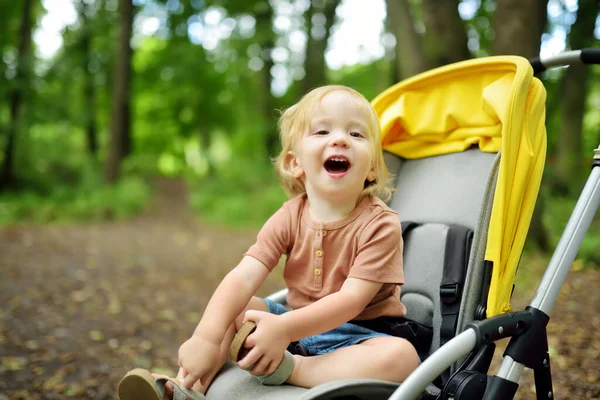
372, 56, 547, 317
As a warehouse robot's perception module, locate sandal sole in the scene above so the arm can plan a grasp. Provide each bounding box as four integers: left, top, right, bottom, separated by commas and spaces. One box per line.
229, 321, 256, 362
118, 369, 166, 400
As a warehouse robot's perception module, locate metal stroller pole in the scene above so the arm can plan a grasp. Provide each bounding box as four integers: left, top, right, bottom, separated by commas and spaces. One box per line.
530, 147, 600, 315
494, 146, 600, 390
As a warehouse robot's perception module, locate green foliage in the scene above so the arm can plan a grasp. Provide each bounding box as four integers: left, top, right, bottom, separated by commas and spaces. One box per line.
329, 58, 394, 101
0, 173, 151, 224
540, 191, 600, 267
188, 157, 286, 228
0, 121, 152, 224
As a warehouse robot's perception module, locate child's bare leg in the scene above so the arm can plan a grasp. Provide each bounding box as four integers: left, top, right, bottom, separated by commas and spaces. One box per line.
286, 336, 419, 388
154, 296, 268, 395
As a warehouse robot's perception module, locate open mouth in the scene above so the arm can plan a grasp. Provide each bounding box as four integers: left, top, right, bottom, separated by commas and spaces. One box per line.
324, 156, 351, 174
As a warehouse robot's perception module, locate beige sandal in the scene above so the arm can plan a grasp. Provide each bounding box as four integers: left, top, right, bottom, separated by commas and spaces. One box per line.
118, 368, 206, 400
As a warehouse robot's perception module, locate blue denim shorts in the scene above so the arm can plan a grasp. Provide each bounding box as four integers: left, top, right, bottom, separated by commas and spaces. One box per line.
262, 298, 389, 356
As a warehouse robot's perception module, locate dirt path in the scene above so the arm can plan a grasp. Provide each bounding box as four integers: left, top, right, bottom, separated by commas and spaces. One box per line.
0, 179, 598, 399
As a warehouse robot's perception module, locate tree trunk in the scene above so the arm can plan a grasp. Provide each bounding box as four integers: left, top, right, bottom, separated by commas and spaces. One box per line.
492, 0, 548, 58
254, 2, 279, 157
492, 0, 550, 251
552, 0, 599, 195
105, 0, 133, 183
301, 0, 340, 95
421, 0, 470, 66
0, 0, 33, 189
385, 0, 430, 80
78, 0, 98, 157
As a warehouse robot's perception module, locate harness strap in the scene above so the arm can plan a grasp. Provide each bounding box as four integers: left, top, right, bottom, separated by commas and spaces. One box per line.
401, 221, 474, 385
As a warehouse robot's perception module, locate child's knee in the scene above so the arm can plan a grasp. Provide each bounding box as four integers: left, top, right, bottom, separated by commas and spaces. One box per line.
385, 339, 419, 378
234, 296, 268, 330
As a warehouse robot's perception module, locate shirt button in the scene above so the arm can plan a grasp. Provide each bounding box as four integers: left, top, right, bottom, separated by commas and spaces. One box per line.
322, 230, 327, 237
314, 269, 322, 276
315, 250, 323, 257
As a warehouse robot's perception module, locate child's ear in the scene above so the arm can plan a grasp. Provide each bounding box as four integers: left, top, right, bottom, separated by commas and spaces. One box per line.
286, 151, 304, 178
367, 166, 376, 182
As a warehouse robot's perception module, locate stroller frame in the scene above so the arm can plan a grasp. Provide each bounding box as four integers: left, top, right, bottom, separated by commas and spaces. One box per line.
390, 49, 600, 400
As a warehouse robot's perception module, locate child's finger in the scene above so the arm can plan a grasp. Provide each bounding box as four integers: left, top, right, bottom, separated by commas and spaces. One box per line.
237, 346, 262, 370
165, 381, 174, 397
243, 309, 267, 324
250, 355, 271, 376
183, 372, 199, 389
265, 359, 278, 376
243, 310, 258, 323
243, 332, 256, 347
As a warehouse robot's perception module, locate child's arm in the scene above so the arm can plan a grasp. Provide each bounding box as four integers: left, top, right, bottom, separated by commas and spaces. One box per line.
279, 277, 382, 340
238, 277, 381, 370
178, 255, 270, 388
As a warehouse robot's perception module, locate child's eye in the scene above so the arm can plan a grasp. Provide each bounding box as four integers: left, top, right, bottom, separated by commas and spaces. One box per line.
350, 131, 363, 138
315, 130, 329, 135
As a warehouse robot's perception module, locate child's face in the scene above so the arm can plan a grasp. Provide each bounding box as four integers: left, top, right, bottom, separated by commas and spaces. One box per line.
288, 90, 376, 201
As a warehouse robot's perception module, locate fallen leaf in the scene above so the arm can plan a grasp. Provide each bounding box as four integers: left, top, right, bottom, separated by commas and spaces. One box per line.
64, 382, 86, 396
42, 375, 66, 392
1, 356, 28, 371
57, 352, 76, 363
89, 330, 104, 341
32, 365, 46, 375
158, 309, 176, 321
71, 290, 91, 302
108, 295, 122, 315
571, 259, 585, 271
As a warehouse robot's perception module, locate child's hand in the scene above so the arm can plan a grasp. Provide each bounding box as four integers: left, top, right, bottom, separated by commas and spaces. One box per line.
237, 311, 291, 376
178, 334, 221, 389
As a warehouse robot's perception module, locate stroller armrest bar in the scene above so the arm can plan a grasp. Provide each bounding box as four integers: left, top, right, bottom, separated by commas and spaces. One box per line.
389, 330, 477, 400
266, 288, 288, 304
464, 310, 533, 346
530, 50, 582, 74
529, 48, 599, 75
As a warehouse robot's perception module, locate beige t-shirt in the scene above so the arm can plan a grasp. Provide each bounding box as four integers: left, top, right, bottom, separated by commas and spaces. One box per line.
245, 194, 407, 320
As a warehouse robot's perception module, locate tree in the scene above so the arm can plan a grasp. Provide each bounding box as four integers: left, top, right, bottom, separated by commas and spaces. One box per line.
492, 0, 549, 59
0, 0, 34, 189
105, 0, 134, 182
75, 0, 99, 156
421, 0, 470, 67
385, 0, 429, 80
254, 1, 279, 156
301, 0, 341, 95
552, 0, 600, 194
385, 0, 469, 80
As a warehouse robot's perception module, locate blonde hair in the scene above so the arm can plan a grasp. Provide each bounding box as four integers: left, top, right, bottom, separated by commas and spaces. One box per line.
274, 85, 394, 202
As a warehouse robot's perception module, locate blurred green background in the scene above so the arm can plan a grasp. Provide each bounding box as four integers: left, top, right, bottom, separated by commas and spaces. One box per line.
0, 0, 599, 264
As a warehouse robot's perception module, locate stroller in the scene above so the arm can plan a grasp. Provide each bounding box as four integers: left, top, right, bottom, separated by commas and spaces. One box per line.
206, 48, 600, 400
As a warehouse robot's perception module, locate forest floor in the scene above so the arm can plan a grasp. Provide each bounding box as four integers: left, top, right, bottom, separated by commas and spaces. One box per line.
0, 179, 598, 400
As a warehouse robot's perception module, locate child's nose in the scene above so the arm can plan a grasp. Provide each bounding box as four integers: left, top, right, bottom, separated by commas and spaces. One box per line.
330, 131, 349, 148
